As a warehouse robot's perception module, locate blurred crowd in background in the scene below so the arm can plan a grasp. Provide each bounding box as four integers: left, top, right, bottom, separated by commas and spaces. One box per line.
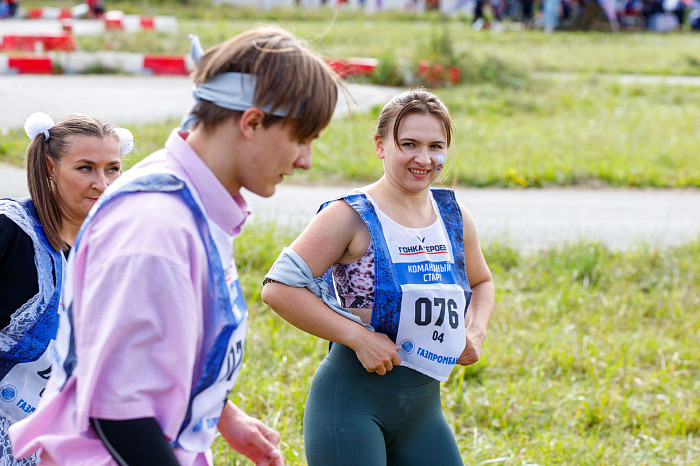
2, 0, 699, 32
462, 0, 698, 32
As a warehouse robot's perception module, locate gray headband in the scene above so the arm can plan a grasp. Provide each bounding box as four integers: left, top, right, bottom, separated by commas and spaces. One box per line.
181, 35, 293, 131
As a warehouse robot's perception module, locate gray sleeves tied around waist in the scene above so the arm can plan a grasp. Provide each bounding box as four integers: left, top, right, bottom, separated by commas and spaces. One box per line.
264, 247, 373, 331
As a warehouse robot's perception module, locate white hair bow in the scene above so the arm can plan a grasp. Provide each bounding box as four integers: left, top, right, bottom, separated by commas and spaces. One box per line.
114, 127, 134, 157
24, 112, 55, 140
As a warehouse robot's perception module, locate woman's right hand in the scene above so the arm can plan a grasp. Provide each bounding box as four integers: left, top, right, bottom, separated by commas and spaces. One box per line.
350, 330, 402, 375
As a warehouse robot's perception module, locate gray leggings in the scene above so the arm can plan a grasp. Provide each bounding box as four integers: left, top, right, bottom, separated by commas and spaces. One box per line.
303, 343, 463, 466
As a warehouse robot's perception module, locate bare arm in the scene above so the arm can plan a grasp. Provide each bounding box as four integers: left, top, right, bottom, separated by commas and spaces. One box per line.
457, 203, 495, 366
262, 201, 401, 375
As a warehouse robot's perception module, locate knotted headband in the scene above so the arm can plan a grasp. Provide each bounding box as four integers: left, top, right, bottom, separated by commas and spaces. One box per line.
181, 35, 293, 131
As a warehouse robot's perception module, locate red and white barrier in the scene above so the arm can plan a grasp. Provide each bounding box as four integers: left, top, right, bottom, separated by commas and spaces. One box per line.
19, 9, 178, 34
52, 52, 191, 75
0, 34, 77, 52
103, 11, 177, 32
142, 55, 189, 75
0, 55, 54, 74
325, 57, 378, 78
0, 52, 192, 75
0, 53, 378, 77
25, 4, 89, 19
56, 52, 162, 74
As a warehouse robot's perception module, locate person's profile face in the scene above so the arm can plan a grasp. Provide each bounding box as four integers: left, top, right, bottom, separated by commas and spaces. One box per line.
241, 122, 314, 198
48, 135, 122, 222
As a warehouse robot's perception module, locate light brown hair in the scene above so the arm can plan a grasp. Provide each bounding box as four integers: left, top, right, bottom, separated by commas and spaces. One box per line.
191, 26, 340, 141
375, 88, 453, 148
26, 114, 120, 252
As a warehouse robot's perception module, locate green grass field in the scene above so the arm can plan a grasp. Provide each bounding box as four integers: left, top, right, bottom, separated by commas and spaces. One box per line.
4, 5, 699, 464
3, 76, 699, 187
220, 226, 699, 465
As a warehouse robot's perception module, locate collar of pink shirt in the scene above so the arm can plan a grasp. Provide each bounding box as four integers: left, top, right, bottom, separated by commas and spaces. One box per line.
165, 129, 250, 236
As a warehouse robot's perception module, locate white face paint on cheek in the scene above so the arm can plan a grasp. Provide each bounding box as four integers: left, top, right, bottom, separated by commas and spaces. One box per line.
434, 153, 446, 172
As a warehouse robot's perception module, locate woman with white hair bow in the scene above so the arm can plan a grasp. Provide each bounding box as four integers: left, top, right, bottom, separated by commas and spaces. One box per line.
0, 112, 131, 465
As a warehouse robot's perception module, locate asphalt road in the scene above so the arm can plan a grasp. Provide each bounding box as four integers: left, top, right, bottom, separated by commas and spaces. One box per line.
1, 76, 699, 251
0, 75, 397, 129
243, 184, 700, 251
3, 160, 698, 251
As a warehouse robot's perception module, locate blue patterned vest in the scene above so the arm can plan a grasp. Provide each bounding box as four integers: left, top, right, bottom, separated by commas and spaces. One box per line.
323, 189, 472, 381
0, 198, 63, 422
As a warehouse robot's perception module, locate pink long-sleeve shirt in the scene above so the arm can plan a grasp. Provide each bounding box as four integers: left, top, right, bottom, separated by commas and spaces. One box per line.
9, 130, 250, 465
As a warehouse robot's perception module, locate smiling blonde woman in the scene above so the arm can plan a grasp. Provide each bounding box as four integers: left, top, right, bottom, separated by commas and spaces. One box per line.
263, 89, 495, 466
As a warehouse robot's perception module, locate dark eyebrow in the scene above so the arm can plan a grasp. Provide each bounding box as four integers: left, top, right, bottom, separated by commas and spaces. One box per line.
398, 137, 446, 145
74, 159, 121, 165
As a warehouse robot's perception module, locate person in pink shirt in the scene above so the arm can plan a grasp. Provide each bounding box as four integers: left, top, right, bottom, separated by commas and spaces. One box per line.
9, 26, 340, 466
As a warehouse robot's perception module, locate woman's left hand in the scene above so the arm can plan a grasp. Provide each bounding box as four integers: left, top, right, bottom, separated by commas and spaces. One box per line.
457, 327, 485, 366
